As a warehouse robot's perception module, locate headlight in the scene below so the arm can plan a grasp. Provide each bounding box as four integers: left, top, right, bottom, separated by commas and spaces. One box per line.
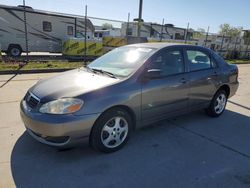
39, 98, 84, 114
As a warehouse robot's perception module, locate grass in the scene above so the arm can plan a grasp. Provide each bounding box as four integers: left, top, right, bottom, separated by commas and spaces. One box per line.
0, 61, 85, 71
225, 59, 250, 64
0, 58, 249, 72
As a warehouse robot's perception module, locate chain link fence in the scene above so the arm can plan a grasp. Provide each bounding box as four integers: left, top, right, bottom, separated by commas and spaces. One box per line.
0, 2, 249, 64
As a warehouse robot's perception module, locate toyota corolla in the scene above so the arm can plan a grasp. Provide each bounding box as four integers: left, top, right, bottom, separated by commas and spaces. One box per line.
20, 43, 239, 153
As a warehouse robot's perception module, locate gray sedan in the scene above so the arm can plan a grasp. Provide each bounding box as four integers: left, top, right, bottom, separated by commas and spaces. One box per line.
20, 43, 239, 152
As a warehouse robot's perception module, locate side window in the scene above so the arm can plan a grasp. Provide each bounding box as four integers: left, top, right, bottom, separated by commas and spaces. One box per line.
43, 21, 52, 32
150, 49, 184, 76
67, 26, 73, 36
213, 52, 227, 66
127, 28, 133, 36
186, 50, 212, 71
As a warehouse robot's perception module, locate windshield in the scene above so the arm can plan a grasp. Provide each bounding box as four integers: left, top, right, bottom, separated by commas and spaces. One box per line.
88, 46, 156, 77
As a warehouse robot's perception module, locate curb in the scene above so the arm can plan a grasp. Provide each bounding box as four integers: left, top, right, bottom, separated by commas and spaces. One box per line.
0, 68, 73, 75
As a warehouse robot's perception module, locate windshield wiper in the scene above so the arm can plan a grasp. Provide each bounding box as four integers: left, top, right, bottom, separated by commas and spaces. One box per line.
86, 66, 117, 79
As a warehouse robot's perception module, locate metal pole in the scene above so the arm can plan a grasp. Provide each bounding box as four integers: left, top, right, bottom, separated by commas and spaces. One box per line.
245, 38, 249, 58
234, 37, 238, 51
126, 12, 130, 36
233, 37, 238, 59
220, 35, 224, 52
160, 18, 164, 42
204, 26, 209, 46
184, 22, 189, 43
23, 0, 28, 63
74, 17, 77, 37
239, 38, 242, 58
137, 0, 143, 37
150, 23, 152, 37
84, 5, 87, 66
226, 36, 230, 58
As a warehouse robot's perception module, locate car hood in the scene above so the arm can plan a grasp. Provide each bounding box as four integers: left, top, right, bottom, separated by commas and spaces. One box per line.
30, 68, 120, 101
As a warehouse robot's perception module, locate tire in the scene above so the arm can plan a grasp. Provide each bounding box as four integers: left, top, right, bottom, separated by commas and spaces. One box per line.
206, 90, 228, 117
7, 45, 22, 57
90, 108, 132, 153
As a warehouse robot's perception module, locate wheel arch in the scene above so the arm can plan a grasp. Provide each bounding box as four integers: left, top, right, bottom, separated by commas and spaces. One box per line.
218, 84, 230, 97
7, 44, 23, 51
90, 105, 137, 137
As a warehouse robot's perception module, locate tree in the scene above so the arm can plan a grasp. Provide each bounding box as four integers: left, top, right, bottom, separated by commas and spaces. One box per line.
102, 23, 113, 30
219, 23, 243, 38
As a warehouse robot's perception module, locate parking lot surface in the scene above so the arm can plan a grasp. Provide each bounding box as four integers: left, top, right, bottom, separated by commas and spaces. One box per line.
0, 65, 249, 188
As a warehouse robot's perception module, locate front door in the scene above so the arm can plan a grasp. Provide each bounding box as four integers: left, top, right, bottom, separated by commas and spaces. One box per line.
141, 47, 189, 124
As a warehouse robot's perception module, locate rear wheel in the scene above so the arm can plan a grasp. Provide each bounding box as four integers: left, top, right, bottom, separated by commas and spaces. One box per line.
7, 45, 22, 57
206, 90, 227, 117
90, 108, 132, 153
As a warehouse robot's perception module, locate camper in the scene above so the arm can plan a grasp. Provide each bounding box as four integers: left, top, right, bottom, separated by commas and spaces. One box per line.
0, 4, 95, 57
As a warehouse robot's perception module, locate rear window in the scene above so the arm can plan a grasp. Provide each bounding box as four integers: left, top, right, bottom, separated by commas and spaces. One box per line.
186, 50, 212, 71
213, 52, 228, 66
67, 26, 73, 36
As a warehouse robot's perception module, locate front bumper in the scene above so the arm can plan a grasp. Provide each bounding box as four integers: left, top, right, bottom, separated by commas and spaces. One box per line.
20, 100, 101, 147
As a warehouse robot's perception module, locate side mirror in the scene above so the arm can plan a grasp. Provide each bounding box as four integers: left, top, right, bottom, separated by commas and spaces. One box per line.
145, 69, 162, 79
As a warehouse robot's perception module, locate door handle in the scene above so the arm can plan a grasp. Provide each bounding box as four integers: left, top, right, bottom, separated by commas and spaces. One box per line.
180, 78, 187, 84
213, 71, 218, 76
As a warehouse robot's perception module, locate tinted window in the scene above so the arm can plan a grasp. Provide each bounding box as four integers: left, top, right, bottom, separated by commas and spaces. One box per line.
150, 49, 184, 76
213, 52, 227, 66
67, 26, 73, 35
43, 21, 52, 32
187, 50, 212, 71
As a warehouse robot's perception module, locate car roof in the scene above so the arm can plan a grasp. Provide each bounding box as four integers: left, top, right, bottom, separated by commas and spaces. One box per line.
127, 42, 206, 50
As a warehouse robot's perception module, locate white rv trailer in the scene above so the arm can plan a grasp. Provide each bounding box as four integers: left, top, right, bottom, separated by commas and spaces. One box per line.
0, 4, 95, 57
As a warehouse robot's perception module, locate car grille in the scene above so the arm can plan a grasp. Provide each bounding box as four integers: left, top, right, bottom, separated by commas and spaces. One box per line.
25, 92, 40, 108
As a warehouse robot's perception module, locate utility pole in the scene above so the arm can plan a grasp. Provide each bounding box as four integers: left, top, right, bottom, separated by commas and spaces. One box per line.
23, 0, 28, 63
204, 26, 210, 46
84, 5, 87, 66
137, 0, 143, 37
184, 22, 189, 43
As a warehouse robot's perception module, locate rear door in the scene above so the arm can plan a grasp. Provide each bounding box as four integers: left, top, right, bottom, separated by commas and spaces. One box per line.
184, 47, 220, 108
141, 47, 189, 123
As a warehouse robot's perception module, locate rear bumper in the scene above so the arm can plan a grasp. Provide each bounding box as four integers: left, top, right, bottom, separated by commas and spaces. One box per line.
229, 81, 239, 98
20, 100, 100, 147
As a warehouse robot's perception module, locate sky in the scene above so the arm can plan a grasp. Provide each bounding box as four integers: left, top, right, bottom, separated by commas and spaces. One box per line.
0, 0, 249, 33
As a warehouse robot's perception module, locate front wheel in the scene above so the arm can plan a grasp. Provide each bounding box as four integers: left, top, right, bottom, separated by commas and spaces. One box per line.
206, 90, 228, 117
90, 108, 132, 153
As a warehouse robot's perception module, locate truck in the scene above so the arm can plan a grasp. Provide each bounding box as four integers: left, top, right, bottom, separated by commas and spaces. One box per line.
0, 4, 95, 57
